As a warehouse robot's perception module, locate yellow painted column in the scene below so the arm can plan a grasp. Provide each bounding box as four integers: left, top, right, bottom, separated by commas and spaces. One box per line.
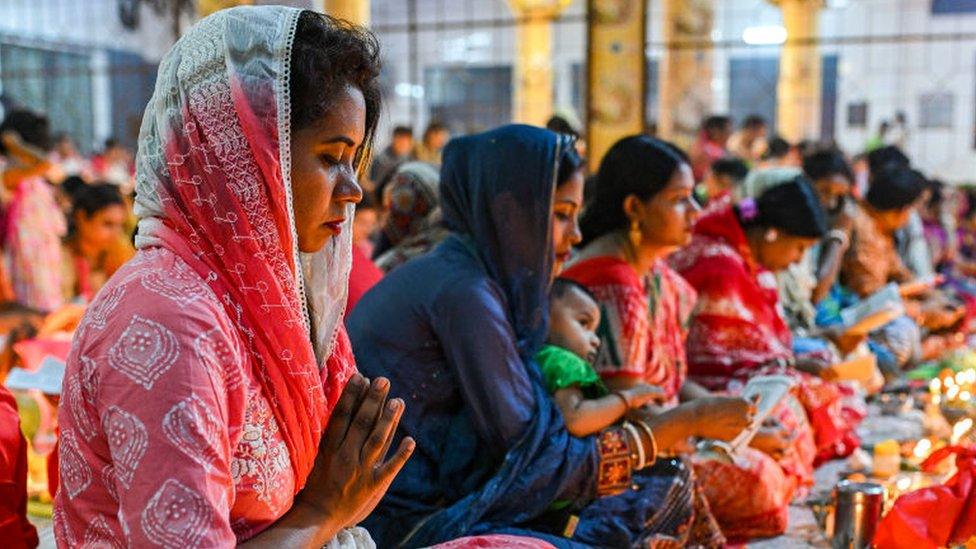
658, 0, 713, 150
775, 0, 823, 142
197, 0, 252, 19
324, 0, 371, 26
586, 0, 647, 171
508, 1, 570, 127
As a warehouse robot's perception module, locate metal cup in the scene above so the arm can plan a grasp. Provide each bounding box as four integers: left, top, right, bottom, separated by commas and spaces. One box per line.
831, 480, 886, 549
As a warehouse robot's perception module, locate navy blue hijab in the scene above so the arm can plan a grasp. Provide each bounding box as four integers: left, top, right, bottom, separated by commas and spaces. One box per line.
392, 125, 593, 547
440, 124, 571, 357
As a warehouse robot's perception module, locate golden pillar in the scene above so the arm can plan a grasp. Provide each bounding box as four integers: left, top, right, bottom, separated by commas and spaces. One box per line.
774, 0, 823, 142
324, 0, 371, 26
585, 0, 647, 171
508, 1, 570, 127
197, 0, 252, 19
658, 0, 713, 150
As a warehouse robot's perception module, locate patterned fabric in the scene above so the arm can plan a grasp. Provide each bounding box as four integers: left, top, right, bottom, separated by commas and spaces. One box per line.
573, 458, 725, 549
595, 428, 633, 496
4, 176, 66, 311
562, 257, 695, 406
841, 201, 913, 297
431, 535, 556, 549
670, 206, 794, 387
565, 252, 806, 540
535, 345, 606, 396
55, 7, 358, 546
692, 447, 794, 542
673, 205, 860, 466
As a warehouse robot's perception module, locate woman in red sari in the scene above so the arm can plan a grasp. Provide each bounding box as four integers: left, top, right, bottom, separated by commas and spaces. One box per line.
564, 136, 800, 541
54, 8, 413, 547
671, 177, 862, 469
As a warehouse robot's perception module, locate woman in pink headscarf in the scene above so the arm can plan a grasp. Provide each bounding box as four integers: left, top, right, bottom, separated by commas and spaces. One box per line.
54, 7, 413, 547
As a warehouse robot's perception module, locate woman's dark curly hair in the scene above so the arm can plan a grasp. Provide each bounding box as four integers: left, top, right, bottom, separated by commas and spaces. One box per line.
290, 11, 382, 176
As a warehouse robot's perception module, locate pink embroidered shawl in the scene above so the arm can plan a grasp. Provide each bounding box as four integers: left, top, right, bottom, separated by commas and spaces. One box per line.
54, 6, 357, 544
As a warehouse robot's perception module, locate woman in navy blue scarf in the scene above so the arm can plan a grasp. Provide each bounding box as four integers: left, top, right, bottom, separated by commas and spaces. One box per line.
348, 125, 724, 548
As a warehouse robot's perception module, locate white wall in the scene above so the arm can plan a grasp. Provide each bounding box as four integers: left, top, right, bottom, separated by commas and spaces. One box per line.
0, 0, 181, 62
369, 0, 976, 182
2, 0, 971, 181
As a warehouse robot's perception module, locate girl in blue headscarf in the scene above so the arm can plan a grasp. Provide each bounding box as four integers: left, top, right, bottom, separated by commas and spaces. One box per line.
348, 125, 730, 548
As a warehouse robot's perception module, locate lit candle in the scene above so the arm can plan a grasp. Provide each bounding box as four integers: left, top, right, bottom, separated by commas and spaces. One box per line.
913, 438, 933, 460
951, 418, 973, 445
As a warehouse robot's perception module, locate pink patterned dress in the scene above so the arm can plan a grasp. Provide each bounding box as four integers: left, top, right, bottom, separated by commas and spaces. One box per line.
4, 175, 66, 311
55, 7, 358, 546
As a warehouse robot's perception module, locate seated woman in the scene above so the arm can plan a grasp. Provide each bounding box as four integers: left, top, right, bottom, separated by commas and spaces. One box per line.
348, 125, 746, 548
0, 111, 65, 311
55, 8, 413, 546
60, 183, 132, 304
563, 136, 803, 541
671, 178, 862, 470
838, 165, 961, 369
372, 161, 445, 272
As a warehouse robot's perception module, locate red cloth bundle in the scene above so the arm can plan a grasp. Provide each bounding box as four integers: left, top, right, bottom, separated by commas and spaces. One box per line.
693, 447, 795, 542
874, 446, 976, 548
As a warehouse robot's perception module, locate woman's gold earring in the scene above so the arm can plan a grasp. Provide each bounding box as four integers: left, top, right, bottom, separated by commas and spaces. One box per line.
765, 229, 778, 243
629, 218, 643, 249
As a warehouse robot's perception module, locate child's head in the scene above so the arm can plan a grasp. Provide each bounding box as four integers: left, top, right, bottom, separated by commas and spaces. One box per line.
548, 278, 601, 363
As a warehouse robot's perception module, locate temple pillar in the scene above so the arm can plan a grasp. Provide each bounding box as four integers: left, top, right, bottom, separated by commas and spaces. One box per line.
774, 0, 823, 142
585, 0, 648, 170
508, 1, 571, 127
324, 0, 370, 26
657, 0, 713, 150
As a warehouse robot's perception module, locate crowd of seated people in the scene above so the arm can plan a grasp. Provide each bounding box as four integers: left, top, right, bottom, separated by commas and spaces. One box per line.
1, 7, 974, 548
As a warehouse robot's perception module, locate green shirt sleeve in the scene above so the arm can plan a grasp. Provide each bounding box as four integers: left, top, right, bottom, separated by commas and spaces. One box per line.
535, 345, 606, 396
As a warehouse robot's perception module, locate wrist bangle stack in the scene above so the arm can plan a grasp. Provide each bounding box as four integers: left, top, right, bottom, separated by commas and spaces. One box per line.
622, 421, 645, 470
634, 419, 658, 467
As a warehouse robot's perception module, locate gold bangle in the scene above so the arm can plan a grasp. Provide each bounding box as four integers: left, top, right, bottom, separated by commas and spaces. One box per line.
635, 419, 658, 467
621, 421, 645, 470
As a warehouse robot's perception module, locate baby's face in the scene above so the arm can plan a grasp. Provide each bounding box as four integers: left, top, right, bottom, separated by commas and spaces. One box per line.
548, 287, 601, 363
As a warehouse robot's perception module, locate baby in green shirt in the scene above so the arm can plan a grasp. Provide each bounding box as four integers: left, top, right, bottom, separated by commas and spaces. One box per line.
538, 279, 663, 437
